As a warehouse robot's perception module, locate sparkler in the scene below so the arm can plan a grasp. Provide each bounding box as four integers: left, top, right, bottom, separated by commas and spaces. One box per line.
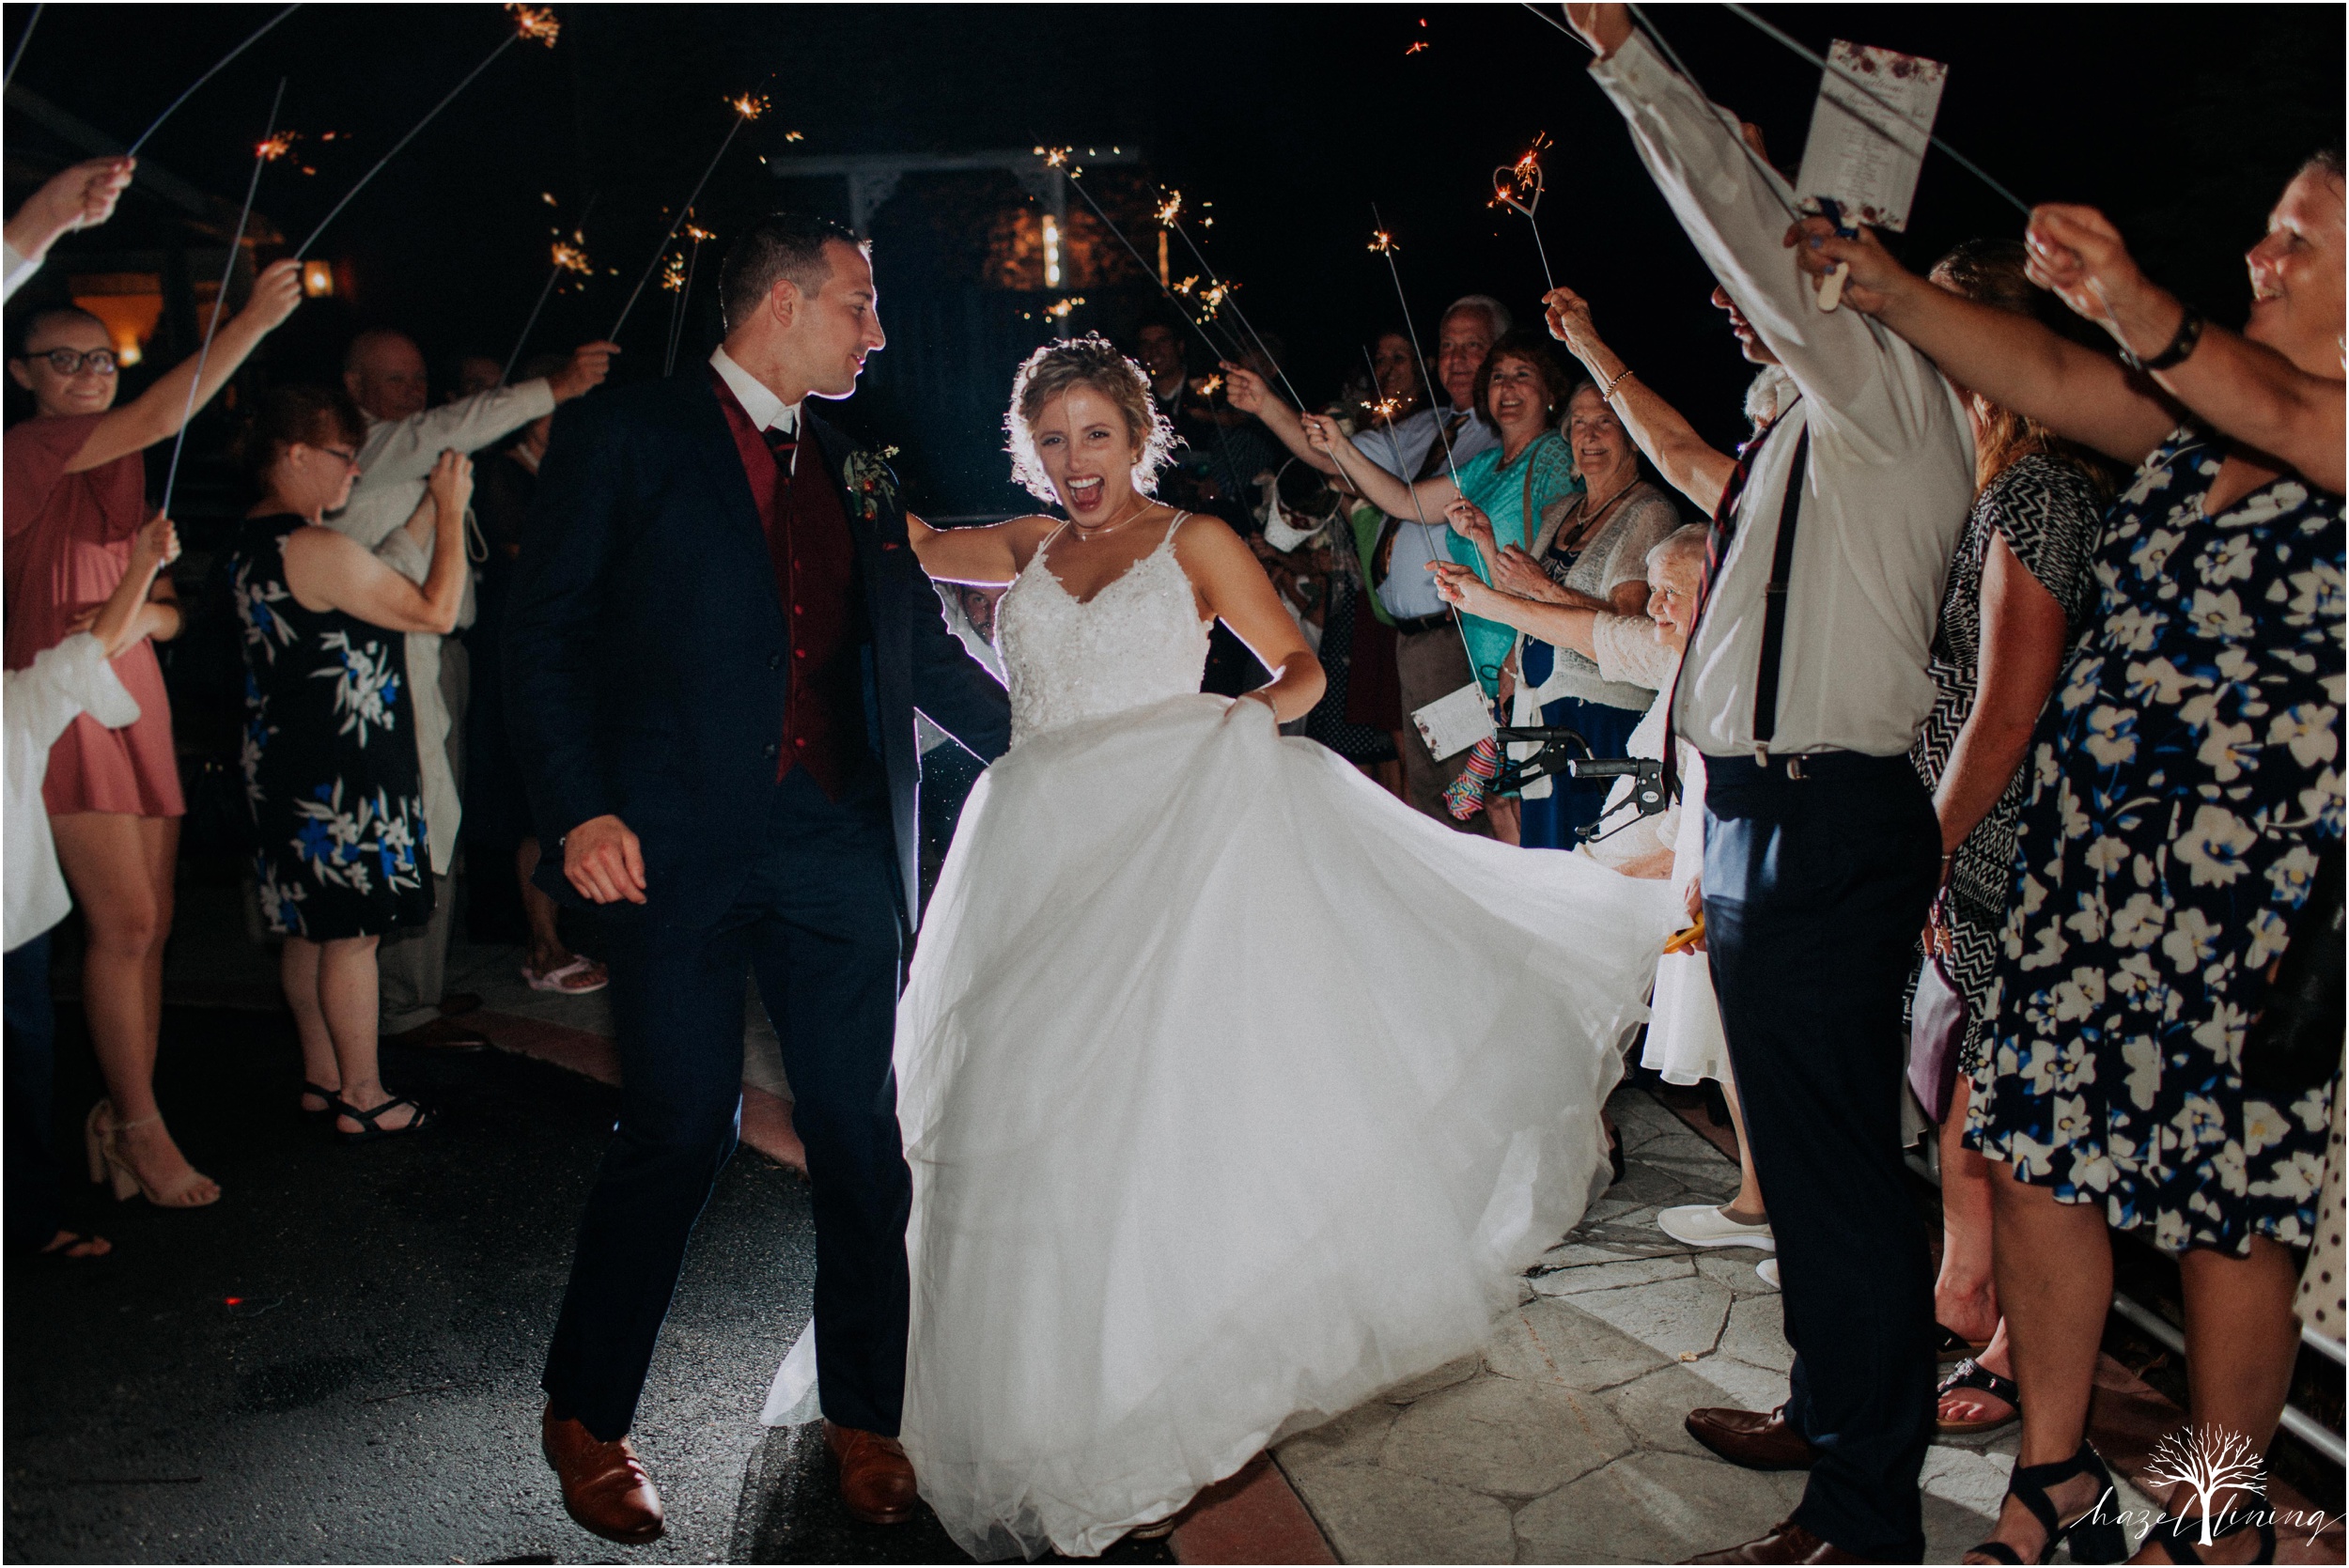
503, 205, 598, 385
1041, 147, 1245, 365
612, 90, 767, 340
125, 5, 300, 156
158, 79, 288, 523
1367, 207, 1458, 489
295, 5, 555, 257
662, 222, 716, 376
1489, 133, 1555, 290
1158, 189, 1309, 412
4, 5, 42, 97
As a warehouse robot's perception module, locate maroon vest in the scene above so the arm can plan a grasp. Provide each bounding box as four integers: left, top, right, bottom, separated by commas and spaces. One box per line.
713, 373, 866, 798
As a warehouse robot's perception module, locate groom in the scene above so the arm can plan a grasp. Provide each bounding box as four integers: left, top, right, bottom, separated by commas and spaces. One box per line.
506, 211, 1011, 1544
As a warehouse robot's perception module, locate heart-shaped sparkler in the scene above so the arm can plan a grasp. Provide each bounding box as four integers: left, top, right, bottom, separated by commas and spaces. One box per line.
1491, 157, 1545, 220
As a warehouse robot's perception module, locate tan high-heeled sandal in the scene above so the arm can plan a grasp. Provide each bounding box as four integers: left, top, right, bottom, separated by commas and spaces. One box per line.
85, 1100, 220, 1208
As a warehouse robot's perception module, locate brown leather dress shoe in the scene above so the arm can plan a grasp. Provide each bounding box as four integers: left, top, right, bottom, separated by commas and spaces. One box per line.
542, 1407, 664, 1545
384, 1016, 492, 1052
1684, 1405, 1818, 1471
1688, 1517, 1862, 1563
826, 1420, 917, 1526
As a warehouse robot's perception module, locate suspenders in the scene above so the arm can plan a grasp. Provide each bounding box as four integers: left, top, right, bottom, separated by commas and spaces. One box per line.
1748, 428, 1812, 767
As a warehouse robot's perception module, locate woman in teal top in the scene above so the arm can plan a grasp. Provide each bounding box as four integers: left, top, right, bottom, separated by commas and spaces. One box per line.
1306, 330, 1582, 696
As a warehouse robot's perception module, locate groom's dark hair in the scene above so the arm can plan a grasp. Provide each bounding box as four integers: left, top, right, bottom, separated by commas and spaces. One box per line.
720, 212, 868, 331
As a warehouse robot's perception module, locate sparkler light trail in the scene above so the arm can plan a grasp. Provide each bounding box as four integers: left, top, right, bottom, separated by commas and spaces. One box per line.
4, 5, 42, 97
159, 78, 287, 522
126, 5, 300, 156
1040, 147, 1247, 366
503, 200, 599, 385
663, 222, 716, 376
1489, 133, 1556, 290
612, 90, 767, 340
1368, 206, 1458, 488
295, 5, 556, 257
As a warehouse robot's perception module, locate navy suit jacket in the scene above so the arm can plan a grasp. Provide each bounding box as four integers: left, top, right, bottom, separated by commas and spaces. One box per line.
503, 371, 1011, 929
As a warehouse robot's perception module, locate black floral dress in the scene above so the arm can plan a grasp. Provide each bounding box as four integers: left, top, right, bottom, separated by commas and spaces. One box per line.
229, 515, 432, 939
1911, 455, 2107, 1070
1968, 430, 2342, 1255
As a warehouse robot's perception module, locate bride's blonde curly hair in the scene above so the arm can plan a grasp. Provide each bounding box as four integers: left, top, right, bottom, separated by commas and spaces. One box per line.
1004, 334, 1178, 505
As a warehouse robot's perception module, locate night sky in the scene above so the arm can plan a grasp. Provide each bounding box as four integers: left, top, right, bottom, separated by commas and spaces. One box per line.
8, 3, 2342, 511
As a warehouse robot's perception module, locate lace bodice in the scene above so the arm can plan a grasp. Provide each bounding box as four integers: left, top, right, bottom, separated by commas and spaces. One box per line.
995, 514, 1210, 746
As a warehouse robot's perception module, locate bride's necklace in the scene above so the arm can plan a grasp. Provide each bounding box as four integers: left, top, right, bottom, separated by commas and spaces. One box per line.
1066, 491, 1152, 541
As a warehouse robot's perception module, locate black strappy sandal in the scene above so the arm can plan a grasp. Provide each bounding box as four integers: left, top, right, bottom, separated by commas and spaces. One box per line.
2138, 1492, 2278, 1565
1937, 1357, 2021, 1435
300, 1082, 343, 1121
1968, 1443, 2124, 1564
335, 1094, 438, 1143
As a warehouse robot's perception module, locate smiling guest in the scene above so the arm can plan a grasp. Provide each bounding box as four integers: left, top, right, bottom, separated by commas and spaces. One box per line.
3, 259, 303, 1212
228, 388, 471, 1144
1301, 329, 1580, 843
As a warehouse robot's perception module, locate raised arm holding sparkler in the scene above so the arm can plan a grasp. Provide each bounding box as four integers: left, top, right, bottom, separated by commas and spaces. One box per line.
4, 157, 134, 303
17, 258, 303, 479
1541, 284, 1735, 512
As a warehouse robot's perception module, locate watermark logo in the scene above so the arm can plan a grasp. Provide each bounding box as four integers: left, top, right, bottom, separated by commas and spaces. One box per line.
2080, 1424, 2333, 1550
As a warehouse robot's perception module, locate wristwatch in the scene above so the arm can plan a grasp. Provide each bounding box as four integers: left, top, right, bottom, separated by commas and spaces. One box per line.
2120, 303, 2204, 374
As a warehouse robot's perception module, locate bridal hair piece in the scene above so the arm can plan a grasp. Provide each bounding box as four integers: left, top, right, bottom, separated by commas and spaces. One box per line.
1004, 334, 1178, 505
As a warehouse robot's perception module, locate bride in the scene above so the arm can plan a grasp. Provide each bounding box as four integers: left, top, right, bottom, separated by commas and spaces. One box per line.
869, 335, 1673, 1559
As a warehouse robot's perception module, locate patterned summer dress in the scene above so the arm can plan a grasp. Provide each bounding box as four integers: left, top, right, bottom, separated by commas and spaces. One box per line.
1969, 430, 2342, 1254
1910, 454, 2106, 1070
229, 515, 432, 939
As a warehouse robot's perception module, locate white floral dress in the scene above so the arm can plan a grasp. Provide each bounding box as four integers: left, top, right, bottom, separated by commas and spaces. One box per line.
1969, 430, 2341, 1254
230, 516, 432, 939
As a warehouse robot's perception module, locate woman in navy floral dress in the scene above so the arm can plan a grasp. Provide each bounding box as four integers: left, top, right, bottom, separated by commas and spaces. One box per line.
228, 387, 472, 1141
1800, 155, 2342, 1563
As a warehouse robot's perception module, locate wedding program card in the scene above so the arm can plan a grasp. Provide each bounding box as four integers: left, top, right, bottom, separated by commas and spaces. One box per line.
1794, 39, 1948, 233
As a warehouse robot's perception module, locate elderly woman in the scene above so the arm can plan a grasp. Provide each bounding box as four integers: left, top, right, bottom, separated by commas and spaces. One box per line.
229, 387, 471, 1142
1303, 327, 1582, 701
1455, 382, 1680, 847
4, 259, 303, 1208
1799, 153, 2343, 1563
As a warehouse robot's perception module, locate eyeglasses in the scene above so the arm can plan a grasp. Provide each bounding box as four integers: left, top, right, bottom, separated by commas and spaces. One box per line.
317, 446, 360, 468
22, 347, 118, 376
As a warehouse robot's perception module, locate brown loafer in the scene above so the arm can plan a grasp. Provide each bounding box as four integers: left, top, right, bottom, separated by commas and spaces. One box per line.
1688, 1517, 1861, 1563
542, 1407, 664, 1545
826, 1420, 917, 1526
1685, 1405, 1818, 1471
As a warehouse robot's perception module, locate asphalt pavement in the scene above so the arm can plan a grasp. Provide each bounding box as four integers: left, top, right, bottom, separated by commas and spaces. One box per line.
3, 1001, 1166, 1564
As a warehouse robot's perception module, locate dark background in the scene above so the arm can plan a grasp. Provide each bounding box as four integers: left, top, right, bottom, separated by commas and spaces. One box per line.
6, 1, 2342, 513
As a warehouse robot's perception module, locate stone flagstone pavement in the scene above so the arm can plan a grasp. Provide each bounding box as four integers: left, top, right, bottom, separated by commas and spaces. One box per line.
1272, 1085, 2159, 1565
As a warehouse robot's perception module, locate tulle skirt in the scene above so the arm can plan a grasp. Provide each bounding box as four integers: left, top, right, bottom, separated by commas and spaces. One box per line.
894, 694, 1676, 1559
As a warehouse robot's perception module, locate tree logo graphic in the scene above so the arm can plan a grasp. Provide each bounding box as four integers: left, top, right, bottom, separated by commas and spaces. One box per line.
2141, 1426, 2264, 1549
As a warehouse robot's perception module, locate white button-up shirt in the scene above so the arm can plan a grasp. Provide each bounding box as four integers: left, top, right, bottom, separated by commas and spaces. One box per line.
7, 634, 138, 951
1354, 402, 1502, 620
710, 345, 802, 450
1591, 32, 1973, 759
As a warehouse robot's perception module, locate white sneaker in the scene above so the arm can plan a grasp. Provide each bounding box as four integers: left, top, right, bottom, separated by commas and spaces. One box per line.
1657, 1203, 1777, 1251
1756, 1257, 1781, 1290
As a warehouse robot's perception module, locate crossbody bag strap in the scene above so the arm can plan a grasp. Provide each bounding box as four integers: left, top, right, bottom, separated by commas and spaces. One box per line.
1749, 427, 1812, 764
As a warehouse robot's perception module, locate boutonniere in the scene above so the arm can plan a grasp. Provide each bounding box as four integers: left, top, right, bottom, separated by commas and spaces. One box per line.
842, 445, 902, 521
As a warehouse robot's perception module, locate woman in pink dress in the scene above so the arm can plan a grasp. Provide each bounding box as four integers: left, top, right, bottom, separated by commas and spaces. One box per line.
4, 259, 302, 1207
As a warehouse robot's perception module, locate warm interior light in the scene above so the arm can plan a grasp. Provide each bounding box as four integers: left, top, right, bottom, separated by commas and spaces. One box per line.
1041, 215, 1062, 289
70, 273, 163, 368
302, 260, 334, 297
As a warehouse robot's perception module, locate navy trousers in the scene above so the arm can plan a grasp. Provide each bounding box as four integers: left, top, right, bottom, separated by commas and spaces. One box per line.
542, 767, 909, 1441
5, 934, 61, 1254
1702, 752, 1939, 1562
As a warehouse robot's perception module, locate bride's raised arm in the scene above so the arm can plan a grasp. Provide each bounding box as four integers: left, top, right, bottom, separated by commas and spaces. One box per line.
906, 512, 1059, 587
1174, 514, 1328, 724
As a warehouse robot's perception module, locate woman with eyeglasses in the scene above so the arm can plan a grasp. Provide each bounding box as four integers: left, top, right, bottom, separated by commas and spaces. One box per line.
228, 387, 470, 1142
3, 259, 302, 1208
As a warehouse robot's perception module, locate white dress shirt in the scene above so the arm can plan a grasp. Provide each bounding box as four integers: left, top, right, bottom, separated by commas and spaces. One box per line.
1592, 32, 1974, 759
1354, 402, 1501, 621
7, 634, 138, 951
1, 241, 44, 304
711, 346, 802, 450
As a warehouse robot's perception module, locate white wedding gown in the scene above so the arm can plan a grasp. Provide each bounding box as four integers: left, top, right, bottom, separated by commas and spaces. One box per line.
771, 514, 1678, 1560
